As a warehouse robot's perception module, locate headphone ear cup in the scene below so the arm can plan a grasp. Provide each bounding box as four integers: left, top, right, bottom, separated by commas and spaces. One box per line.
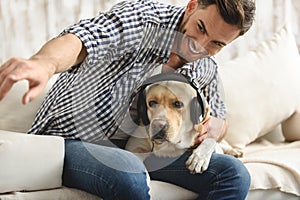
190, 97, 202, 124
137, 90, 150, 126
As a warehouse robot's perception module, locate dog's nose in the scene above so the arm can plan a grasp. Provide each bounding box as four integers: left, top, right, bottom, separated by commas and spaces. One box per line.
151, 119, 169, 141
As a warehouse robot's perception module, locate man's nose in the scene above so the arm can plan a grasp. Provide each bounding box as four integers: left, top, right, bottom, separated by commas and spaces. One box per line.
191, 36, 210, 56
196, 37, 210, 53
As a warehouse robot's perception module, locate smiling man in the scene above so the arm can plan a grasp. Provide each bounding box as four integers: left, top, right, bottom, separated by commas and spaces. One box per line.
0, 0, 255, 199
170, 0, 241, 65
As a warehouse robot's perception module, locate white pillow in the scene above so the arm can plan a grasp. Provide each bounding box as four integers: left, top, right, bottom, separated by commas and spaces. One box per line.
0, 75, 58, 133
218, 24, 300, 149
282, 112, 300, 142
0, 130, 64, 193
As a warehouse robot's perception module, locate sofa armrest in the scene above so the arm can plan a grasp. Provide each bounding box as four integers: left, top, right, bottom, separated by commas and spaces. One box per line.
0, 130, 64, 193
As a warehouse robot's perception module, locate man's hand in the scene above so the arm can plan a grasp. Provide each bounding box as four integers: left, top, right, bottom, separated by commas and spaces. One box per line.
193, 107, 227, 146
0, 57, 54, 104
0, 34, 88, 105
193, 106, 210, 146
194, 115, 210, 145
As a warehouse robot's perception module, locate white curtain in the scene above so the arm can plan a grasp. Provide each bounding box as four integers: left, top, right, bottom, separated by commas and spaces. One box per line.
0, 0, 299, 63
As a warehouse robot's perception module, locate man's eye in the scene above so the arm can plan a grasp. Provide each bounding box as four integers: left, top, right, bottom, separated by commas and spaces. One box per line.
148, 101, 158, 108
198, 24, 205, 33
214, 41, 225, 48
173, 101, 184, 108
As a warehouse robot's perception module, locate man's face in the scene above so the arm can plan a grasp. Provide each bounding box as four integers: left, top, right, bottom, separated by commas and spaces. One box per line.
174, 0, 240, 62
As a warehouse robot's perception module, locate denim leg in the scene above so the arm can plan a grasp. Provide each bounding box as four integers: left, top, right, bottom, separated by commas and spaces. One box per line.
63, 140, 150, 200
148, 152, 250, 200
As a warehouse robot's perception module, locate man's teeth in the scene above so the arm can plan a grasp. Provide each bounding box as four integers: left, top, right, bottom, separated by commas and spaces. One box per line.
189, 39, 199, 54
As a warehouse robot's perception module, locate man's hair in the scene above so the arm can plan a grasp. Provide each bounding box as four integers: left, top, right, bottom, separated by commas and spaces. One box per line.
198, 0, 256, 36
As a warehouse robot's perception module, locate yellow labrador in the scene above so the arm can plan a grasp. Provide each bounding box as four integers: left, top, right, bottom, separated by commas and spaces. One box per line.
125, 77, 222, 174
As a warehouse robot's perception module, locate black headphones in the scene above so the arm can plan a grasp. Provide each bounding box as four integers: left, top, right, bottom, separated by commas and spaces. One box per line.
132, 73, 207, 126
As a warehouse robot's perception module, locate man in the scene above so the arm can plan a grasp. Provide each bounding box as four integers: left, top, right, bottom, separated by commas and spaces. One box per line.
0, 0, 255, 199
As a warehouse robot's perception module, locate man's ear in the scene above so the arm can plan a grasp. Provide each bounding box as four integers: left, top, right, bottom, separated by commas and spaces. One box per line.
186, 0, 199, 15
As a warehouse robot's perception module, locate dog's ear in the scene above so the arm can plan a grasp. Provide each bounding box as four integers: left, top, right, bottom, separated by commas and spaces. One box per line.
137, 90, 150, 126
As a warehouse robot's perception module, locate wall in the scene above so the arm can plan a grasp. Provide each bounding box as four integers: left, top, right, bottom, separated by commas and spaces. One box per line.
0, 0, 299, 63
216, 0, 300, 62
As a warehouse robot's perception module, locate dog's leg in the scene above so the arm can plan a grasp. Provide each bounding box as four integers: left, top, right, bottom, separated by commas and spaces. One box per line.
186, 138, 217, 174
218, 140, 243, 157
125, 136, 152, 161
125, 126, 153, 161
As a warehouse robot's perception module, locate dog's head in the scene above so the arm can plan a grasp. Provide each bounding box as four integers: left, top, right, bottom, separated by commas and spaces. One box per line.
134, 73, 208, 149
145, 81, 197, 146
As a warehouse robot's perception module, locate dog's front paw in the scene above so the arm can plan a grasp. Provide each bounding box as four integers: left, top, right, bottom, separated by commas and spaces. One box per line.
185, 138, 217, 174
186, 152, 211, 174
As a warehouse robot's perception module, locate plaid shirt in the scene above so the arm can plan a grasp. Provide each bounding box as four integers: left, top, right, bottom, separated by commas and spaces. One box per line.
28, 0, 226, 142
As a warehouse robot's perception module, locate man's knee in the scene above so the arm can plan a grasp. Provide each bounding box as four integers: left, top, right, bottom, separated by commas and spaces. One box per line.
63, 140, 150, 199
209, 153, 251, 195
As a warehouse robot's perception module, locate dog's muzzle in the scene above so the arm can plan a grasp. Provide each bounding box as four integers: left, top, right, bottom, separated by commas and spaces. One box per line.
150, 119, 169, 142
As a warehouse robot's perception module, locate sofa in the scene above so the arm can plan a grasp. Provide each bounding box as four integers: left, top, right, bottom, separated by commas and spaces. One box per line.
1, 24, 300, 200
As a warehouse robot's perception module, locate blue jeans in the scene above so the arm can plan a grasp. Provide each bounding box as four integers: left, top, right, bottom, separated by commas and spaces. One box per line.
63, 139, 250, 200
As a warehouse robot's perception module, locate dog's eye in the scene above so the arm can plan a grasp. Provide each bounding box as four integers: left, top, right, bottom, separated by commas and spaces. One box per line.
148, 100, 158, 108
173, 101, 184, 108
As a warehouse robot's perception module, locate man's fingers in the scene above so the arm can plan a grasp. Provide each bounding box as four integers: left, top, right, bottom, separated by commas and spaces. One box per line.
0, 59, 19, 86
193, 123, 206, 145
0, 58, 51, 104
0, 69, 28, 101
0, 74, 19, 101
23, 90, 35, 104
194, 123, 203, 133
0, 59, 28, 100
194, 120, 209, 134
194, 106, 211, 134
0, 58, 14, 73
203, 106, 210, 121
0, 59, 42, 103
22, 83, 44, 104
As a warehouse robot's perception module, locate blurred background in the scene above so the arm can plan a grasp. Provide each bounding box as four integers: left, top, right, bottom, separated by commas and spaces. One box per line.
0, 0, 299, 63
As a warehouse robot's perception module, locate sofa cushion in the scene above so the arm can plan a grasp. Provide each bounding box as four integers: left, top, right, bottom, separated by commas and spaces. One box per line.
241, 139, 300, 196
0, 130, 64, 193
218, 24, 300, 149
0, 187, 101, 200
0, 182, 198, 200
